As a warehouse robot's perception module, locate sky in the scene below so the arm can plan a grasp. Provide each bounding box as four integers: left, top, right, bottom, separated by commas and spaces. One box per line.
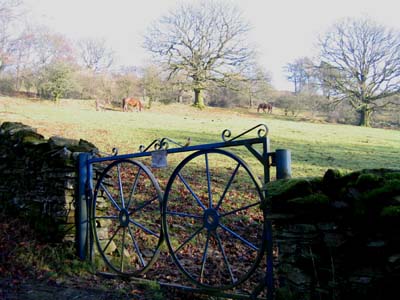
23, 0, 399, 91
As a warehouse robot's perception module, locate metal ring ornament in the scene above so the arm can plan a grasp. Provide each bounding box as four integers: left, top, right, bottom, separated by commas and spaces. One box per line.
92, 159, 164, 276
162, 149, 266, 290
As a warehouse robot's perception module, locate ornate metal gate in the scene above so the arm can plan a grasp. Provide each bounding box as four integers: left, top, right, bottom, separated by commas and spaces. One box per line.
77, 124, 291, 299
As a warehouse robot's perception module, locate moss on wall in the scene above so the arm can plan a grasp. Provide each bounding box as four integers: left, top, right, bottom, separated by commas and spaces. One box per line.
0, 122, 98, 242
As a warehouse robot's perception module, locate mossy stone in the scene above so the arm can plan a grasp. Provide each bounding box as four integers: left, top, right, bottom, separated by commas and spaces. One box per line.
356, 173, 382, 190
323, 168, 343, 183
383, 172, 400, 181
0, 121, 31, 133
363, 179, 400, 203
322, 168, 347, 196
21, 133, 46, 145
263, 177, 322, 209
49, 136, 79, 149
287, 193, 330, 206
380, 205, 400, 217
267, 178, 314, 200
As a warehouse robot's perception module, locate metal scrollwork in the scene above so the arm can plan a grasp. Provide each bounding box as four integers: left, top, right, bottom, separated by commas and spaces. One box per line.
221, 124, 269, 142
139, 139, 159, 153
159, 138, 170, 150
221, 129, 232, 142
257, 125, 268, 138
139, 137, 190, 153
154, 140, 162, 150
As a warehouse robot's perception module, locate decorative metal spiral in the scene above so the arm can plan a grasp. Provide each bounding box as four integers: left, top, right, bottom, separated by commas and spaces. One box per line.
111, 147, 119, 156
221, 129, 232, 142
159, 138, 170, 150
257, 124, 269, 138
154, 139, 161, 150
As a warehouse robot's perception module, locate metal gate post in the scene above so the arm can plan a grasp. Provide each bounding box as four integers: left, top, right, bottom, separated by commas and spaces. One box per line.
77, 152, 90, 260
276, 149, 292, 179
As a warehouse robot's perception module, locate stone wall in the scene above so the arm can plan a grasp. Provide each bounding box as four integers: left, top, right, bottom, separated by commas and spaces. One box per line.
0, 122, 97, 242
269, 169, 400, 300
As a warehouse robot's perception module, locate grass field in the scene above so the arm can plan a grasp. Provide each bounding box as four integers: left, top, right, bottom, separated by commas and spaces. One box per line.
1, 96, 399, 179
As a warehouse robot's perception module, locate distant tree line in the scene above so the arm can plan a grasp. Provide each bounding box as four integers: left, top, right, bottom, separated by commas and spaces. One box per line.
0, 0, 272, 108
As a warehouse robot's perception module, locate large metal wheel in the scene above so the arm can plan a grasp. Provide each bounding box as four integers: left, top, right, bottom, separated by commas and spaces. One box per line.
92, 159, 163, 276
162, 149, 266, 290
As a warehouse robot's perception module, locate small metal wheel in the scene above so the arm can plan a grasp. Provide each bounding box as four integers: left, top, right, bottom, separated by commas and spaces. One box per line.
162, 149, 266, 289
92, 159, 163, 276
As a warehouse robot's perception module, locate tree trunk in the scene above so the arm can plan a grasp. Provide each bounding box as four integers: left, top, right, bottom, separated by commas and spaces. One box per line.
358, 106, 372, 127
177, 89, 183, 103
193, 88, 205, 108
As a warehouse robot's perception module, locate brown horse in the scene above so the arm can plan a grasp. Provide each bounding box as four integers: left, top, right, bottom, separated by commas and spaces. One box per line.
257, 102, 273, 113
122, 97, 143, 112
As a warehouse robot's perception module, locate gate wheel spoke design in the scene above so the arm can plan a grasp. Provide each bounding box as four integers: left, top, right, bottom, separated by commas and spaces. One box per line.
162, 149, 266, 290
92, 159, 163, 276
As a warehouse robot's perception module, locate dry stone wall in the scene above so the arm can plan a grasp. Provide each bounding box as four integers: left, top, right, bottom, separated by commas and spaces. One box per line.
269, 169, 400, 300
0, 122, 97, 242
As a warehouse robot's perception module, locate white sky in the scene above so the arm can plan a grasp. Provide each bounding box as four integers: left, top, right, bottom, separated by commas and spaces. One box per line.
23, 0, 399, 91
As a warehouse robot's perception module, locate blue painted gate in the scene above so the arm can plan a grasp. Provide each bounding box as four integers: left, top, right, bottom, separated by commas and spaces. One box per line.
77, 124, 290, 299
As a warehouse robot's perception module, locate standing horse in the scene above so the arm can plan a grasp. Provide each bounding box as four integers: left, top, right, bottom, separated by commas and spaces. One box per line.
257, 102, 273, 114
122, 97, 143, 112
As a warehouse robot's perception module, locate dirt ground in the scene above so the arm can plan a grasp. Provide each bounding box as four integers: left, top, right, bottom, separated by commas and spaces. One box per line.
0, 277, 215, 300
0, 278, 143, 300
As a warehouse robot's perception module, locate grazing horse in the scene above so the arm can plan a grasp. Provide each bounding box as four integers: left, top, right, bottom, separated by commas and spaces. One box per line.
122, 97, 143, 112
95, 99, 106, 111
257, 102, 273, 113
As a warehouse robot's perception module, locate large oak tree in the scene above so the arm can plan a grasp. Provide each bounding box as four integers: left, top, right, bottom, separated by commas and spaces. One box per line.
317, 18, 400, 127
143, 0, 255, 108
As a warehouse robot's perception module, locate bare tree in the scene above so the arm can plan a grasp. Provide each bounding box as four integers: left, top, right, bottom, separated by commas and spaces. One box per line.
5, 28, 34, 90
317, 17, 400, 127
285, 57, 316, 94
77, 38, 114, 73
143, 0, 255, 108
240, 64, 272, 108
29, 27, 76, 67
0, 0, 23, 71
19, 27, 77, 95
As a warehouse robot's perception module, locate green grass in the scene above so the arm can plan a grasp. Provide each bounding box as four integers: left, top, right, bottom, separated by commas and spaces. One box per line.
1, 96, 400, 178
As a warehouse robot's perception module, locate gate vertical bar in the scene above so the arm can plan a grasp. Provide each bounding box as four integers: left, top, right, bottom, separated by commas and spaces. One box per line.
77, 152, 90, 260
86, 155, 94, 262
263, 136, 274, 300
